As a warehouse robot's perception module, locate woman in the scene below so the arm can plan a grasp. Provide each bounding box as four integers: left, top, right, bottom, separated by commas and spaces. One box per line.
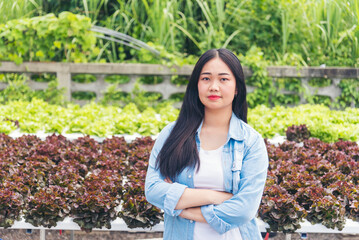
145, 49, 268, 240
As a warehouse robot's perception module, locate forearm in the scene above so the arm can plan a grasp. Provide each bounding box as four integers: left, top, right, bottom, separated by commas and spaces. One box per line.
175, 188, 213, 209
180, 207, 206, 223
175, 188, 233, 210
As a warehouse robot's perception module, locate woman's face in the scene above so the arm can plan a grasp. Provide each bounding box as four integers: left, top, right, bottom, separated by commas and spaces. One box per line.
197, 57, 237, 112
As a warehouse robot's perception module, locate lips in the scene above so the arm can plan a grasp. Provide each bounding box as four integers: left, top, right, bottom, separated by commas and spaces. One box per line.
208, 95, 221, 100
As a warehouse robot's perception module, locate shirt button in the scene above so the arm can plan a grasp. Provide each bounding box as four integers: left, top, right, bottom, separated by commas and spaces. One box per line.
190, 220, 193, 223
232, 164, 235, 168
188, 175, 192, 178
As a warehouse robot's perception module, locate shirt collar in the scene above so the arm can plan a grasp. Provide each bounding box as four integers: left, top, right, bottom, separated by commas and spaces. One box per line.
228, 112, 245, 141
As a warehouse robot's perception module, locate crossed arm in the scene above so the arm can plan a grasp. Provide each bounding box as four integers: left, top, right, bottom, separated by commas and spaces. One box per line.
165, 178, 233, 223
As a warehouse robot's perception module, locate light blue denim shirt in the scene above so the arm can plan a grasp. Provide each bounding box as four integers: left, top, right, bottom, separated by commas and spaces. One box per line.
145, 112, 269, 240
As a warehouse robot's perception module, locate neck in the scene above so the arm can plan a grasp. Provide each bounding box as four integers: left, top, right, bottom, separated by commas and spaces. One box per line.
203, 107, 232, 128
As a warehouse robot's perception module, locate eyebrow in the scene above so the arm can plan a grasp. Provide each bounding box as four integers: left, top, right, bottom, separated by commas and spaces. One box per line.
201, 72, 230, 75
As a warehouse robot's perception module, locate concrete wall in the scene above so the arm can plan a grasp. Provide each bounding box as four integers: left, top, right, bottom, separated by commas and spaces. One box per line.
0, 62, 358, 106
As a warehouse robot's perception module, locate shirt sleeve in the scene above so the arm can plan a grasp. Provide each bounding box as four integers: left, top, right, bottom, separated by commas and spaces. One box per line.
201, 135, 269, 234
145, 122, 188, 216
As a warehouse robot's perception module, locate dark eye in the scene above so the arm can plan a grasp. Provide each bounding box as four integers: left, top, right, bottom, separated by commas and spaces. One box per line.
220, 78, 228, 81
201, 77, 210, 81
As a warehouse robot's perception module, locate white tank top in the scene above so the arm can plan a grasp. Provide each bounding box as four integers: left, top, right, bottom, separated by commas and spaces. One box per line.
193, 146, 242, 240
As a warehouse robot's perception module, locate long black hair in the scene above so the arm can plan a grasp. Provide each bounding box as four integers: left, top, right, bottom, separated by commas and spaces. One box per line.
156, 49, 248, 179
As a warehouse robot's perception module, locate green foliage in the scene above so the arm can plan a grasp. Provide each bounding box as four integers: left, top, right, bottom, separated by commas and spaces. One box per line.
1, 0, 358, 68
72, 91, 96, 100
0, 1, 358, 109
239, 46, 271, 107
0, 98, 181, 137
100, 82, 162, 111
337, 79, 359, 108
31, 73, 56, 82
0, 99, 358, 142
308, 78, 332, 87
72, 74, 97, 83
0, 12, 99, 64
305, 95, 332, 107
138, 76, 163, 85
0, 74, 65, 105
34, 81, 66, 105
234, 0, 282, 54
170, 75, 189, 86
104, 75, 130, 84
248, 104, 359, 142
99, 84, 126, 104
0, 0, 42, 24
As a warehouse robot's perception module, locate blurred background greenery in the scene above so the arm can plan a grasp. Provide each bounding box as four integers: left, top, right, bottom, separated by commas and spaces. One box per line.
0, 0, 358, 108
0, 0, 357, 66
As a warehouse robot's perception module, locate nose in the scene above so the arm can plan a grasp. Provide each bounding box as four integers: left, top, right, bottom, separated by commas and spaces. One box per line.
209, 80, 219, 91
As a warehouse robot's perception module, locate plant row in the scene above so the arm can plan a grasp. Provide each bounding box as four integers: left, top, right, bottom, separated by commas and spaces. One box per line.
248, 104, 359, 143
0, 126, 358, 232
1, 99, 359, 142
0, 99, 179, 137
0, 133, 161, 232
260, 136, 359, 232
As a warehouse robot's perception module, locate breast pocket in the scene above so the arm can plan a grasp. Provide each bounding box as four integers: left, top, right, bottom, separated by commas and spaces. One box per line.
231, 145, 244, 194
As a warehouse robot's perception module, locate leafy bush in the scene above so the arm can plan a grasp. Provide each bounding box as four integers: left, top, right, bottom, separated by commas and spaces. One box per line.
120, 136, 163, 228
263, 138, 358, 232
259, 185, 306, 233
286, 124, 310, 142
0, 128, 358, 232
24, 186, 72, 228
0, 12, 98, 64
249, 104, 359, 142
100, 82, 163, 111
295, 187, 346, 230
72, 169, 122, 232
328, 181, 359, 221
1, 99, 358, 142
0, 74, 65, 105
0, 187, 23, 228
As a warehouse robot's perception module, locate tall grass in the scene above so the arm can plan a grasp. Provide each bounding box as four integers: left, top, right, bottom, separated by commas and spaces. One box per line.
0, 0, 357, 66
109, 0, 185, 52
191, 0, 241, 49
277, 0, 358, 65
104, 0, 245, 55
82, 0, 108, 23
0, 0, 41, 24
308, 0, 358, 63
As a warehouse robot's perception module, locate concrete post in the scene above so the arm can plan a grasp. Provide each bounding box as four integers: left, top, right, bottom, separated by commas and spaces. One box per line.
40, 229, 45, 240
56, 64, 71, 101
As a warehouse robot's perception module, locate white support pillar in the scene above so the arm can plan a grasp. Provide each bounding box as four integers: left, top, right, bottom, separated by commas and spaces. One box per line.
57, 64, 72, 101
285, 233, 292, 240
40, 229, 45, 240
